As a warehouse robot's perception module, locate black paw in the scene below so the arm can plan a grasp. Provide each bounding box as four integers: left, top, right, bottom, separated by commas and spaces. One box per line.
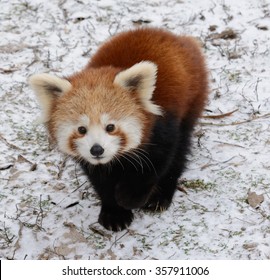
98, 207, 134, 232
143, 196, 172, 212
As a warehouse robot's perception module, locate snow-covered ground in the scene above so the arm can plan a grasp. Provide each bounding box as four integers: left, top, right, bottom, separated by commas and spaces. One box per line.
0, 0, 269, 259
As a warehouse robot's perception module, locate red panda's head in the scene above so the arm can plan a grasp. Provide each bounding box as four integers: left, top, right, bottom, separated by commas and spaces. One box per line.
29, 61, 163, 165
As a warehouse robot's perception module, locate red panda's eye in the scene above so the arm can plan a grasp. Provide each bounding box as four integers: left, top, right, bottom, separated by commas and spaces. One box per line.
78, 126, 87, 135
106, 124, 115, 133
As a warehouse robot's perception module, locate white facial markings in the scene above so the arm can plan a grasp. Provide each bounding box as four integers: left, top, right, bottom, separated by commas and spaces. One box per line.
56, 121, 77, 155
118, 116, 143, 150
99, 113, 143, 150
79, 114, 90, 127
100, 113, 111, 127
55, 113, 143, 165
73, 113, 119, 165
55, 114, 89, 155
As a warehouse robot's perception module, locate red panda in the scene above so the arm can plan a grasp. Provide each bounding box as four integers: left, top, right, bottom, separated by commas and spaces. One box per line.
29, 28, 208, 231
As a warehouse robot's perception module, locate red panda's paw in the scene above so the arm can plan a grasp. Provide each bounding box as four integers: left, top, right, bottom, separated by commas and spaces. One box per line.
143, 196, 172, 212
98, 207, 134, 232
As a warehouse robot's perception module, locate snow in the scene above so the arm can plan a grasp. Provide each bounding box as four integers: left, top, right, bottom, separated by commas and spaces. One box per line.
0, 0, 270, 259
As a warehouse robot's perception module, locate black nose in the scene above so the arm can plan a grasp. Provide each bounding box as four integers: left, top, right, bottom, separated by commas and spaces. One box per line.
90, 144, 104, 157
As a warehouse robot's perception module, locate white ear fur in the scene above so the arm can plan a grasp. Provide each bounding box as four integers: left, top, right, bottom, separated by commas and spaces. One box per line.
114, 61, 163, 116
28, 73, 72, 123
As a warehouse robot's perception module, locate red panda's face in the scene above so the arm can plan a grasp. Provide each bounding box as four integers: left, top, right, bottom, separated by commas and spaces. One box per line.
29, 61, 162, 165
53, 104, 144, 165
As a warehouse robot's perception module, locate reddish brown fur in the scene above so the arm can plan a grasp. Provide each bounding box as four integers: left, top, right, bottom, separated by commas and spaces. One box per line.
89, 28, 208, 123
69, 131, 86, 153
114, 130, 128, 150
69, 132, 79, 153
48, 28, 208, 152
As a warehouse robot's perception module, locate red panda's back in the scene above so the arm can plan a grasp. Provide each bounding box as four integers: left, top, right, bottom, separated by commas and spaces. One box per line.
89, 28, 208, 120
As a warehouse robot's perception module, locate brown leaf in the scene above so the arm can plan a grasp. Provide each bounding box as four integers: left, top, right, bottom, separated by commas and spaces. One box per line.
209, 25, 218, 32
132, 19, 151, 25
247, 191, 264, 209
208, 28, 238, 40
243, 242, 258, 251
256, 24, 268, 31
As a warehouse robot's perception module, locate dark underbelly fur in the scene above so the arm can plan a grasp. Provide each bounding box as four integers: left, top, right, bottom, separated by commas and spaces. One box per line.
80, 112, 194, 231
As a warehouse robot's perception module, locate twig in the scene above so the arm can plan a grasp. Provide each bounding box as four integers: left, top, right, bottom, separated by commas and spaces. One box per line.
213, 140, 246, 149
26, 46, 40, 69
10, 221, 23, 260
0, 164, 13, 171
0, 67, 19, 73
186, 198, 209, 212
2, 222, 15, 244
88, 226, 111, 240
234, 217, 256, 225
110, 230, 129, 249
57, 157, 67, 179
254, 77, 261, 102
200, 112, 270, 126
35, 195, 45, 231
71, 181, 87, 193
64, 201, 79, 209
0, 134, 23, 151
202, 109, 238, 119
200, 155, 244, 170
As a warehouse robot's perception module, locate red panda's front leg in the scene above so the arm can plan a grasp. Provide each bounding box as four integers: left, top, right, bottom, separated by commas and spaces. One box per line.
94, 182, 134, 232
80, 162, 134, 231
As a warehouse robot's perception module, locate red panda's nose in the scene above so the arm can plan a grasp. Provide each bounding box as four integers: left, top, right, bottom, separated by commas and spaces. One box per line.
90, 144, 104, 157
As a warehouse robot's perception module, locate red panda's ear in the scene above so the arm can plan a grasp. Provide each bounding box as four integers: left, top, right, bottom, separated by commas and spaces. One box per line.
113, 61, 163, 116
28, 73, 72, 123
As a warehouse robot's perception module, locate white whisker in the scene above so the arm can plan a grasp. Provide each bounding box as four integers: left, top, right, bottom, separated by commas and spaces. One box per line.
125, 150, 144, 173
131, 148, 158, 176
119, 153, 139, 171
113, 154, 125, 170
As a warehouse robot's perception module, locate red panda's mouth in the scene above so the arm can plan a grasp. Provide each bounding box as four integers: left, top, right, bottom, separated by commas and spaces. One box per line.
89, 155, 111, 165
91, 156, 105, 160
